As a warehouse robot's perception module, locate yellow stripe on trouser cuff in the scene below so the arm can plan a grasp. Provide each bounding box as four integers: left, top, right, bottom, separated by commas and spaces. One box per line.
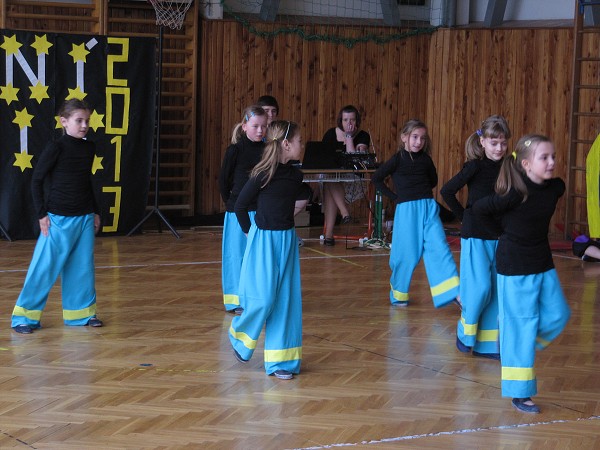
223, 294, 240, 306
264, 347, 302, 363
476, 329, 499, 342
391, 284, 409, 301
430, 276, 459, 297
535, 336, 550, 349
63, 304, 97, 321
461, 318, 477, 337
502, 366, 535, 381
229, 326, 257, 350
13, 306, 42, 321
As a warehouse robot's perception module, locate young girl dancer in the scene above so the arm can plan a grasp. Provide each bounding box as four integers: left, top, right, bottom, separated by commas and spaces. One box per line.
218, 106, 268, 314
229, 120, 312, 380
441, 115, 511, 360
372, 119, 459, 307
12, 99, 103, 333
472, 134, 571, 413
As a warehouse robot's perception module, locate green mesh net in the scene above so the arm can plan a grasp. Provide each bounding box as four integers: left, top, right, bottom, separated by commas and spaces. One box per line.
220, 0, 443, 48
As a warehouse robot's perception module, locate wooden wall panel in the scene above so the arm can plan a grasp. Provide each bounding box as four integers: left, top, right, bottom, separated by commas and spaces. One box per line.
426, 27, 573, 237
197, 20, 431, 217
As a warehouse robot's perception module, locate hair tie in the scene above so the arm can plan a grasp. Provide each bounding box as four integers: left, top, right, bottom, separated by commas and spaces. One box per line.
476, 129, 483, 137
272, 137, 278, 141
512, 151, 517, 160
524, 139, 531, 147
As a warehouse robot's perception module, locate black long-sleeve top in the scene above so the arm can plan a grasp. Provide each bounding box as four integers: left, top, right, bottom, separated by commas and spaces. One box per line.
472, 175, 565, 275
218, 135, 264, 212
371, 150, 437, 204
31, 134, 99, 220
235, 163, 313, 234
322, 128, 371, 149
440, 157, 503, 239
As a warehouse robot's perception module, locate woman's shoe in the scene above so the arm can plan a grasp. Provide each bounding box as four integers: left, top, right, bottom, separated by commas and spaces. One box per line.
341, 215, 352, 224
271, 369, 293, 380
87, 318, 103, 327
324, 237, 335, 246
13, 324, 33, 334
511, 397, 540, 413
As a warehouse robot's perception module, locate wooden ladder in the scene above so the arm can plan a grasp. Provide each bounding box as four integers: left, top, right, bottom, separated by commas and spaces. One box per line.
566, 1, 600, 239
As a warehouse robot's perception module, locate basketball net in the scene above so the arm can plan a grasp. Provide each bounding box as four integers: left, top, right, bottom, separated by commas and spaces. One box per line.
148, 0, 193, 30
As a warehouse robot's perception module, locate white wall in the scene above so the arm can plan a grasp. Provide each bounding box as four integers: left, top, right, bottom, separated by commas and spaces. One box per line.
469, 0, 575, 21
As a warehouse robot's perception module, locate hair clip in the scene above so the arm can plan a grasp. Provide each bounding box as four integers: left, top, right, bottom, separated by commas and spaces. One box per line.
244, 111, 256, 122
512, 151, 517, 160
476, 129, 483, 137
524, 140, 531, 147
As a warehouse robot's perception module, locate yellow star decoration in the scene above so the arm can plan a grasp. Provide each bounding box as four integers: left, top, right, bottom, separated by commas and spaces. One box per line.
54, 115, 62, 129
29, 82, 49, 103
31, 35, 53, 55
14, 152, 34, 172
0, 83, 20, 105
89, 110, 105, 131
91, 154, 104, 174
66, 86, 86, 100
13, 108, 34, 129
69, 42, 90, 63
0, 35, 22, 55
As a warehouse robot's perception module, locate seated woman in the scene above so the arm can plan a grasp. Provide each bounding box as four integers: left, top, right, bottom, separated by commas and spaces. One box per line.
321, 105, 371, 246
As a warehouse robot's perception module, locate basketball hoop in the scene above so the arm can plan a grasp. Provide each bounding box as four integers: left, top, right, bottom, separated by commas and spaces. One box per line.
148, 0, 193, 30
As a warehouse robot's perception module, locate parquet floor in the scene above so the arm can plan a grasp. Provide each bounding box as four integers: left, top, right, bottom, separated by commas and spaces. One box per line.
0, 225, 599, 449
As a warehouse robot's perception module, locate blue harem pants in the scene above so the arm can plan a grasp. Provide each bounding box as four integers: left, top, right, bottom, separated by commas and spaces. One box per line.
456, 238, 499, 354
497, 269, 570, 398
389, 198, 459, 307
229, 225, 302, 375
221, 210, 256, 311
12, 213, 98, 328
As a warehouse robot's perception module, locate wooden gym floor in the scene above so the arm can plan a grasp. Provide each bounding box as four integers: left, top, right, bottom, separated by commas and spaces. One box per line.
0, 225, 599, 449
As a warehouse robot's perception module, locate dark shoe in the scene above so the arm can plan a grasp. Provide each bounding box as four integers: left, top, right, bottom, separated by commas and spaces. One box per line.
341, 215, 352, 224
233, 307, 244, 315
233, 348, 248, 364
13, 324, 33, 334
473, 351, 500, 361
87, 318, 103, 327
456, 336, 472, 353
324, 237, 335, 246
271, 369, 293, 380
582, 255, 600, 263
511, 397, 540, 414
392, 300, 409, 307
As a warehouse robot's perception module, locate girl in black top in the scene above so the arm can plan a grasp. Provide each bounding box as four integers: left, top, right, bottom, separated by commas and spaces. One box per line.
218, 105, 267, 314
11, 99, 103, 334
230, 120, 312, 380
441, 115, 511, 360
472, 134, 571, 414
372, 119, 459, 308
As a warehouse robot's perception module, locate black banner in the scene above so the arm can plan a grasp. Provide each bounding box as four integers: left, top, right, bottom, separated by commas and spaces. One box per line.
0, 30, 156, 240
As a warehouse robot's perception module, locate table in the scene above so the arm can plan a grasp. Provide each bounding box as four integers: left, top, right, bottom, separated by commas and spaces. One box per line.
302, 169, 383, 241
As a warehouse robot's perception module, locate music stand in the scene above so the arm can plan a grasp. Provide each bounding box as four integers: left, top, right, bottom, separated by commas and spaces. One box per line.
127, 0, 193, 239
